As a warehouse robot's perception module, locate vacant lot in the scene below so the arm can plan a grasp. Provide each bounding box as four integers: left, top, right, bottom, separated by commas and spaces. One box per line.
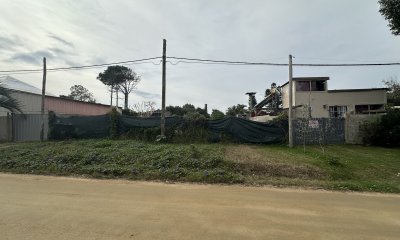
0, 140, 399, 193
1, 173, 399, 240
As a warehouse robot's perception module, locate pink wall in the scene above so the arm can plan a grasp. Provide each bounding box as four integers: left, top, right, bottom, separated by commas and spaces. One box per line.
45, 97, 111, 115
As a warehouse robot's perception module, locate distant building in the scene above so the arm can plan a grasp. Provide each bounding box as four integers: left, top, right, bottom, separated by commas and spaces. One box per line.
281, 77, 387, 118
0, 76, 113, 116
0, 76, 118, 141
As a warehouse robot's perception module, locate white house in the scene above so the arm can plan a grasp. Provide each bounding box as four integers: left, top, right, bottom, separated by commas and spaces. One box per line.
281, 77, 387, 118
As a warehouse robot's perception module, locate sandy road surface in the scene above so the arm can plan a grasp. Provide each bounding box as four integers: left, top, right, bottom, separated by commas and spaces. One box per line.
0, 173, 399, 240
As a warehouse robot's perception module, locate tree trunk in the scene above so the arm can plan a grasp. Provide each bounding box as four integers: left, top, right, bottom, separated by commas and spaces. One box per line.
124, 93, 128, 110
116, 91, 119, 108
110, 86, 113, 108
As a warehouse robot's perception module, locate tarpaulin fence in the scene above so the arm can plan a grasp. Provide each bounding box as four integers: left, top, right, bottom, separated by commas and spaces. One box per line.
49, 113, 285, 144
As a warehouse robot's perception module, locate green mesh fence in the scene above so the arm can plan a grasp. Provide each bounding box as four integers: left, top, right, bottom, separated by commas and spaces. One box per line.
50, 113, 285, 144
208, 117, 285, 143
49, 114, 110, 140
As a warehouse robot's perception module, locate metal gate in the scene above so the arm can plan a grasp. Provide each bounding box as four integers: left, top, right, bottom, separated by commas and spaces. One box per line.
12, 114, 48, 141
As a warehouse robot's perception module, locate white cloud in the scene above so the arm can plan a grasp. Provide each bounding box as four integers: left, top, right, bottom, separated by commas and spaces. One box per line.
0, 0, 399, 112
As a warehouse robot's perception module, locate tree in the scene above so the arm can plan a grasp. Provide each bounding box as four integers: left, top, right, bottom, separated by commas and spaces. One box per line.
196, 107, 210, 118
383, 77, 400, 105
0, 84, 22, 113
211, 109, 225, 120
226, 104, 246, 116
182, 103, 196, 113
133, 101, 156, 117
379, 0, 400, 35
61, 85, 96, 103
166, 103, 209, 118
166, 105, 185, 116
97, 65, 140, 109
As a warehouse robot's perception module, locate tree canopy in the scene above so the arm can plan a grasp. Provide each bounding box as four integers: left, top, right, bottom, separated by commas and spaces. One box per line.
61, 85, 96, 103
379, 0, 400, 35
166, 103, 209, 119
97, 65, 140, 109
0, 84, 22, 113
211, 109, 225, 120
383, 77, 400, 105
226, 104, 246, 116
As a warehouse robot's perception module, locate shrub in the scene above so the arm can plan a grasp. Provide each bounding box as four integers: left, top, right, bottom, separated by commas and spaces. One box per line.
270, 111, 288, 142
109, 108, 120, 139
360, 108, 400, 147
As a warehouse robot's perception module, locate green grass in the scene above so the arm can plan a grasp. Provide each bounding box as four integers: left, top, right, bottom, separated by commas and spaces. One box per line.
0, 140, 399, 193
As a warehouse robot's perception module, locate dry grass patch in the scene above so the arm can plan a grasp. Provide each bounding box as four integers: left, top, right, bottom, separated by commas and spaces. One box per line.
224, 145, 325, 179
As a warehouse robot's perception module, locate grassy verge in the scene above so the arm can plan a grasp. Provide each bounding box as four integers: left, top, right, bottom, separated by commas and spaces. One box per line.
0, 140, 399, 193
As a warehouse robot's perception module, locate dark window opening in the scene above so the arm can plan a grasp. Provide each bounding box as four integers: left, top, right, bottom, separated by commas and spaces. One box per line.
296, 81, 326, 91
355, 104, 384, 114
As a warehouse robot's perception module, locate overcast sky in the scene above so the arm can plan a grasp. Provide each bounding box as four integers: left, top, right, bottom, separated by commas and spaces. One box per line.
0, 0, 399, 112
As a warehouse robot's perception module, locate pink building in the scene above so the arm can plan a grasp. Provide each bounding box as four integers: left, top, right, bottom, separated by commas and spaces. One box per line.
0, 76, 113, 116
45, 96, 111, 115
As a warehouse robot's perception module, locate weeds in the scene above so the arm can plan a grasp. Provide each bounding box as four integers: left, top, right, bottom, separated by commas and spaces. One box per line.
0, 140, 399, 193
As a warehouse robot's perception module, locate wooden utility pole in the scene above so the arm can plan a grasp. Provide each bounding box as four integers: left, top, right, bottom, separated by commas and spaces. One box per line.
160, 39, 167, 137
40, 57, 47, 141
288, 54, 293, 147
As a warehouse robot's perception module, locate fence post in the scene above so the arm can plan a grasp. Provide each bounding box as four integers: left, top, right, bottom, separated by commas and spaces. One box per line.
6, 112, 11, 141
40, 57, 47, 141
160, 39, 166, 138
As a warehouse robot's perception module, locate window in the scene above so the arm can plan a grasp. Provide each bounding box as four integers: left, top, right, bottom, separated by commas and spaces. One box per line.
296, 81, 326, 91
355, 104, 384, 114
329, 106, 347, 118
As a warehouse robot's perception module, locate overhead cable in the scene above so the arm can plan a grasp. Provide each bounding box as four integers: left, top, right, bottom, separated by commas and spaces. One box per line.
168, 57, 400, 67
0, 57, 162, 73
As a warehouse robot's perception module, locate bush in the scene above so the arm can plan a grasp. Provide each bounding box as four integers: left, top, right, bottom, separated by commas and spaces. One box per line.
121, 109, 138, 117
361, 108, 400, 147
125, 126, 175, 142
109, 108, 120, 139
270, 111, 288, 142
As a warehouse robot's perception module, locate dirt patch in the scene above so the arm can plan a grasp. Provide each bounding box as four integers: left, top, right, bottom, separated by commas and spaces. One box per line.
1, 173, 399, 240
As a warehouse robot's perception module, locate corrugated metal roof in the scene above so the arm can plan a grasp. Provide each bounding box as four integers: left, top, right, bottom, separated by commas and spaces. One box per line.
0, 75, 54, 96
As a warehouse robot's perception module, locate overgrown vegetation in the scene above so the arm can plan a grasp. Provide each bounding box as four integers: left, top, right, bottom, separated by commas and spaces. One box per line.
383, 77, 400, 106
360, 108, 400, 147
167, 103, 210, 119
1, 140, 399, 193
0, 140, 241, 184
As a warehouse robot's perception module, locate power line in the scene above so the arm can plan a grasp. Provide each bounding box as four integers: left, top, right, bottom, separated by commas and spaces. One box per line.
0, 57, 162, 74
167, 56, 400, 67
2, 55, 400, 75
168, 57, 287, 66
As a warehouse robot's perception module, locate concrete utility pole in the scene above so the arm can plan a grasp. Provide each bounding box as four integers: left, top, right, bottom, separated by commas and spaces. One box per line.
288, 54, 293, 147
160, 39, 167, 137
40, 57, 47, 142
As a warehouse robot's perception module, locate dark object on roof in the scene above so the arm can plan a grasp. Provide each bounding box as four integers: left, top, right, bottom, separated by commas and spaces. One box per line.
293, 77, 329, 81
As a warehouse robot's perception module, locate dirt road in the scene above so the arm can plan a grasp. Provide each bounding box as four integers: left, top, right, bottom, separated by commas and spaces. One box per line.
0, 173, 399, 240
